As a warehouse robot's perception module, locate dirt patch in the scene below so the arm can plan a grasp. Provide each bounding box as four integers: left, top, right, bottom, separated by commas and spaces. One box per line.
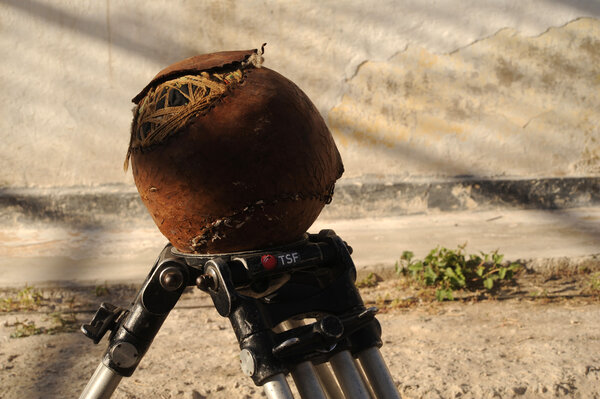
1, 269, 599, 398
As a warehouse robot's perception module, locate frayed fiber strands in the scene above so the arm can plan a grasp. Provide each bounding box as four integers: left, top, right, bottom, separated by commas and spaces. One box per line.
126, 70, 244, 168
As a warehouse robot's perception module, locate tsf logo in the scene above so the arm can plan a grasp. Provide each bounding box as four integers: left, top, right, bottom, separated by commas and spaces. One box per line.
278, 252, 300, 266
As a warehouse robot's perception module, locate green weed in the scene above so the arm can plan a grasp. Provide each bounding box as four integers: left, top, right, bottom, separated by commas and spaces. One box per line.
584, 272, 600, 297
396, 245, 521, 301
0, 285, 44, 312
5, 312, 78, 338
6, 319, 45, 338
356, 272, 379, 288
47, 312, 78, 334
94, 283, 110, 297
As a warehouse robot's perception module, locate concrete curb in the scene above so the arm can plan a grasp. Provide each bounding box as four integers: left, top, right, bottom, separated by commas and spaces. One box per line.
330, 176, 600, 218
0, 177, 598, 226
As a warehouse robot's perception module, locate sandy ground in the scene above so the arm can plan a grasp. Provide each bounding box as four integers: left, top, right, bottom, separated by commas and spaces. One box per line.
1, 269, 599, 399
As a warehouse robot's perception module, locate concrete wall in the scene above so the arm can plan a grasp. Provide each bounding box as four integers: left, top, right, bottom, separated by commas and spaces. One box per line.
1, 0, 599, 189
331, 18, 600, 180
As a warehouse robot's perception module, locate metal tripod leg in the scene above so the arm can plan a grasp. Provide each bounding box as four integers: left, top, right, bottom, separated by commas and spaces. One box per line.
79, 363, 122, 399
280, 320, 328, 399
314, 363, 345, 399
290, 362, 328, 399
79, 246, 189, 399
355, 359, 377, 399
357, 348, 401, 399
263, 374, 295, 399
329, 351, 371, 399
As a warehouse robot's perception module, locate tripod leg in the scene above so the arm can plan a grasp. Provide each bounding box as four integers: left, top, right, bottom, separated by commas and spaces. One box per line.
279, 320, 327, 399
79, 246, 189, 399
263, 374, 295, 399
78, 363, 122, 399
314, 363, 345, 399
329, 351, 371, 399
290, 361, 327, 399
357, 348, 401, 399
354, 359, 376, 399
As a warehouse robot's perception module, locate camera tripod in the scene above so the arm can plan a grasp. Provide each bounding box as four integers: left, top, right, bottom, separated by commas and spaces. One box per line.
79, 229, 401, 398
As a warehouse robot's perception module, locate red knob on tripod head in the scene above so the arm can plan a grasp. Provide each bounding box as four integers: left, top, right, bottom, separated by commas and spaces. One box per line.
261, 255, 277, 270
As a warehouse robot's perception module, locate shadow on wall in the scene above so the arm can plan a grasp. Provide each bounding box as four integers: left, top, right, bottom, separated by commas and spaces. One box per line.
0, 0, 197, 63
549, 0, 600, 16
1, 2, 599, 226
0, 1, 598, 220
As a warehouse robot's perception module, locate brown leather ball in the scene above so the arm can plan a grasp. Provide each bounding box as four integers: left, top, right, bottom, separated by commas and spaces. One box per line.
127, 49, 343, 253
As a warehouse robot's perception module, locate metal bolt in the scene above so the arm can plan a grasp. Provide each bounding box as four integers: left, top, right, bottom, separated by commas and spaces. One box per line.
109, 342, 139, 369
159, 266, 184, 291
197, 266, 219, 292
239, 349, 256, 376
196, 275, 208, 291
318, 315, 344, 339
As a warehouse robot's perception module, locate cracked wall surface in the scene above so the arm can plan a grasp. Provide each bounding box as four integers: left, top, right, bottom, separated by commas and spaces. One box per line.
0, 1, 599, 187
330, 18, 600, 179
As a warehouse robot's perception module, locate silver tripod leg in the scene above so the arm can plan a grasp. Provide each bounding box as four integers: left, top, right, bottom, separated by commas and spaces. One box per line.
79, 363, 122, 399
314, 363, 345, 399
263, 374, 295, 399
290, 361, 328, 399
357, 348, 401, 399
354, 359, 377, 399
280, 319, 328, 399
329, 350, 371, 398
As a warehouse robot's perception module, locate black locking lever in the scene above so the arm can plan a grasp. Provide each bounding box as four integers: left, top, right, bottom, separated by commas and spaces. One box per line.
81, 302, 126, 344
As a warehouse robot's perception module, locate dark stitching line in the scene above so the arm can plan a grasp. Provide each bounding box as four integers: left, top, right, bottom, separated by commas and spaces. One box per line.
189, 184, 336, 251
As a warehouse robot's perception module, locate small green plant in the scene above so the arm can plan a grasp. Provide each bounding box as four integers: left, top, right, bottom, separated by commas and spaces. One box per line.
47, 312, 78, 334
5, 319, 45, 338
584, 272, 600, 297
396, 245, 521, 301
95, 283, 110, 297
0, 285, 44, 312
5, 312, 78, 338
356, 272, 379, 288
529, 289, 549, 298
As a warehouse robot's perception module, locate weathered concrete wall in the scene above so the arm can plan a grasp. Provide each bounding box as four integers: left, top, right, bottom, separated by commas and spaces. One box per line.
330, 18, 600, 179
0, 0, 599, 189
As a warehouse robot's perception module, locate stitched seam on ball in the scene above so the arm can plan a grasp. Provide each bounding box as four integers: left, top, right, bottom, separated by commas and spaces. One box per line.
189, 184, 336, 251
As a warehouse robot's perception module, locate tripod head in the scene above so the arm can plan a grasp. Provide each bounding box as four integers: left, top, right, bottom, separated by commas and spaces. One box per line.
80, 230, 401, 399
82, 230, 380, 382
